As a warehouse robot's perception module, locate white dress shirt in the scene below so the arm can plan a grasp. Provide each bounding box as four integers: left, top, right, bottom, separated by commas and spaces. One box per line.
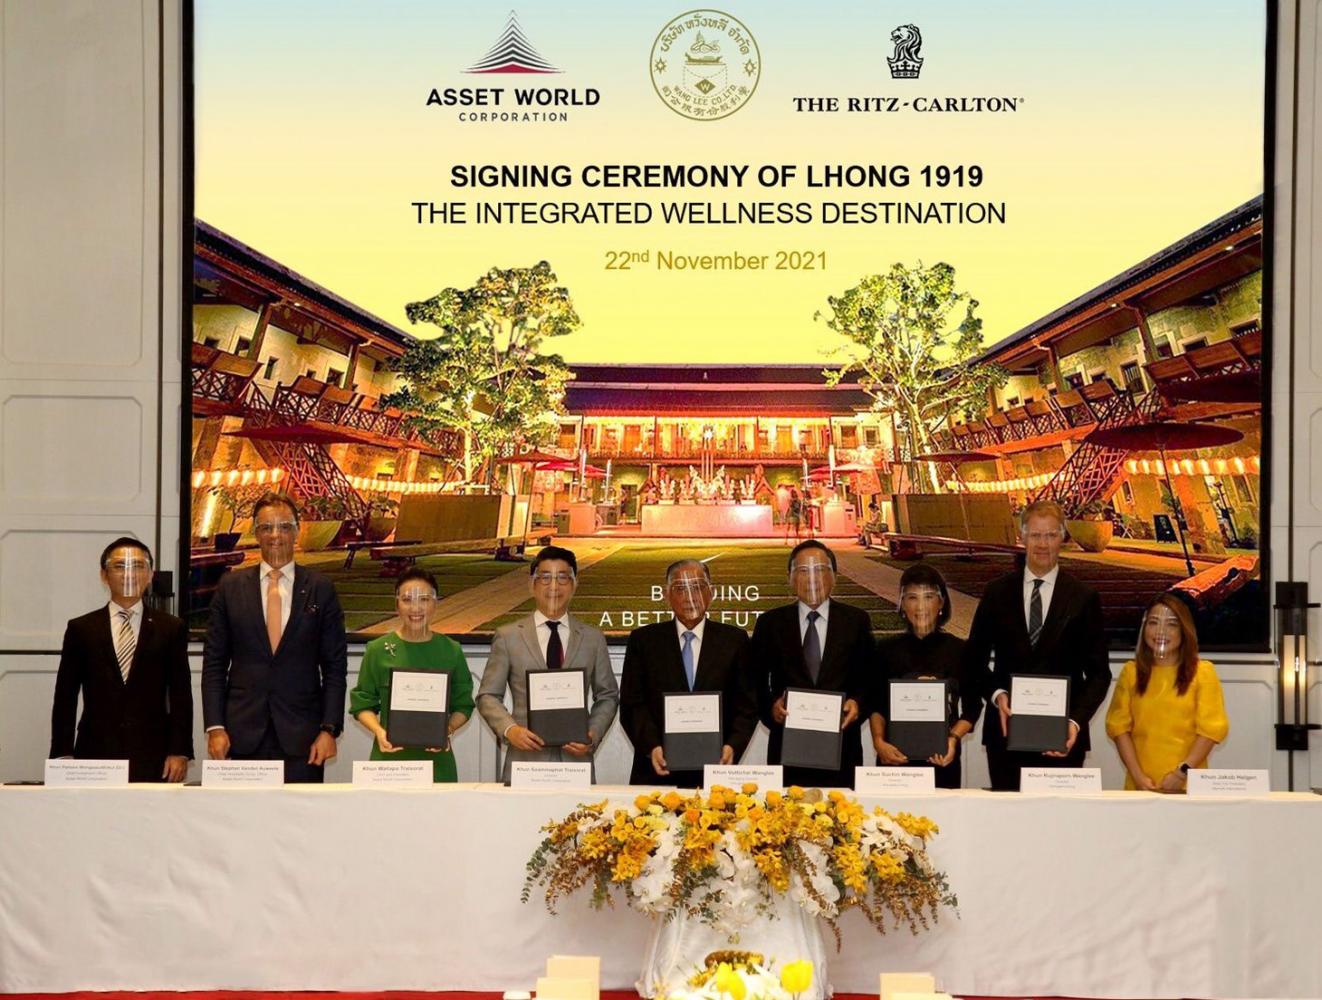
1022, 564, 1060, 627
532, 610, 570, 663
797, 598, 830, 647
675, 615, 707, 664
106, 600, 144, 644
260, 560, 295, 635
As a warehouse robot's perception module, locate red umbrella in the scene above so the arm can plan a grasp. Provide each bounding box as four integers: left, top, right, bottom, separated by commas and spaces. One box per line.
1088, 420, 1245, 576
536, 459, 607, 478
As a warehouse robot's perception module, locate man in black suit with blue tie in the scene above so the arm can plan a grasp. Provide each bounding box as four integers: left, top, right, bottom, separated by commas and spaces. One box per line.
752, 540, 873, 789
619, 559, 758, 786
50, 538, 193, 782
963, 499, 1112, 791
202, 492, 347, 783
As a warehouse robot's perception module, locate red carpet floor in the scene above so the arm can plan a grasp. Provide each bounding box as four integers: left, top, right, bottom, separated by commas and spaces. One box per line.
0, 991, 1120, 1000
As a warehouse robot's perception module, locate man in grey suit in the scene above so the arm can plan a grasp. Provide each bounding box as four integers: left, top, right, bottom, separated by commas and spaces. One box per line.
477, 545, 618, 781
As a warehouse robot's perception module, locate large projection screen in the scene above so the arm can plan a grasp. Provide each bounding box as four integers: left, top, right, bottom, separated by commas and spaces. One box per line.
185, 1, 1273, 650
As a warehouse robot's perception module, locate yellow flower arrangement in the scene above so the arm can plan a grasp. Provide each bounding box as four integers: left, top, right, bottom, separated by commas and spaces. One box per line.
522, 786, 956, 941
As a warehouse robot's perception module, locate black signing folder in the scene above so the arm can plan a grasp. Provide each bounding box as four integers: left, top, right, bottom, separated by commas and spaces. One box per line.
781, 688, 843, 771
888, 679, 950, 761
526, 668, 589, 747
386, 669, 450, 749
663, 691, 723, 771
1006, 674, 1071, 753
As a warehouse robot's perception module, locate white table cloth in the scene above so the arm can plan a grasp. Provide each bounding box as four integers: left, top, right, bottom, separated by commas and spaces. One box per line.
1, 785, 1319, 999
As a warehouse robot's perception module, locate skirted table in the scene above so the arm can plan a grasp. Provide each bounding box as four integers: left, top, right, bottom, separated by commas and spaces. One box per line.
2, 785, 1319, 999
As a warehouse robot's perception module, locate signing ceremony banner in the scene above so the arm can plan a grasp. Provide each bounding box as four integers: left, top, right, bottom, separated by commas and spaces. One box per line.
190, 1, 1269, 648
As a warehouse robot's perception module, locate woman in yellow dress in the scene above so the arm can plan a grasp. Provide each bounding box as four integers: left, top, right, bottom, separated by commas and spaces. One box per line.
1105, 594, 1229, 791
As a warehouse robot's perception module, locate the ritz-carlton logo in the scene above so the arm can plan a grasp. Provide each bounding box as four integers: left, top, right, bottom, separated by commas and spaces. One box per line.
425, 11, 599, 123
792, 20, 1021, 114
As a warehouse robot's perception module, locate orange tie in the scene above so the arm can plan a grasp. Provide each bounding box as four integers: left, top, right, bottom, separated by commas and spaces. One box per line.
266, 570, 283, 653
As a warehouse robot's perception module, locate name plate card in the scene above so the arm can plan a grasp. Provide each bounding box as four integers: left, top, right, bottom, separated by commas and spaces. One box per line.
44, 759, 129, 786
201, 760, 285, 787
1019, 767, 1102, 793
703, 763, 783, 790
855, 766, 937, 794
509, 761, 592, 789
352, 761, 433, 787
535, 978, 594, 1000
546, 957, 600, 1000
1186, 769, 1270, 797
879, 973, 936, 1000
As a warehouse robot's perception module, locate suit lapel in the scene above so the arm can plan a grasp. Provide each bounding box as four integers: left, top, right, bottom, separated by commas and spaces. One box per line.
129, 611, 155, 682
819, 602, 843, 687
1035, 572, 1074, 655
562, 614, 581, 668
243, 567, 271, 656
691, 622, 715, 689
1009, 573, 1032, 653
519, 615, 543, 668
782, 604, 809, 685
276, 565, 310, 656
99, 610, 125, 687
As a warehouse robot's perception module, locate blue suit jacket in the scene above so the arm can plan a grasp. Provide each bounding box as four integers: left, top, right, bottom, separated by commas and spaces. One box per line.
201, 564, 348, 756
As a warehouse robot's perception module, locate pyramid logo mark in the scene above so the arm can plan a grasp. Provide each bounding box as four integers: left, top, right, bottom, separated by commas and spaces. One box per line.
466, 11, 561, 74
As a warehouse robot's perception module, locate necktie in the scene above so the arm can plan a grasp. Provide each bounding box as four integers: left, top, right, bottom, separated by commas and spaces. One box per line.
546, 620, 563, 669
681, 631, 696, 690
1028, 578, 1044, 647
266, 570, 283, 654
114, 609, 135, 682
803, 610, 822, 683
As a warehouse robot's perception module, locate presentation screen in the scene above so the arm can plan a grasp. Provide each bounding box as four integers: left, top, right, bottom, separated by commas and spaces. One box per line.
187, 1, 1272, 650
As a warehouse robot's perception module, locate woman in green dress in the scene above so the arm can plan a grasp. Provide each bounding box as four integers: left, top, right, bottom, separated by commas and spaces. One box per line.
350, 567, 474, 782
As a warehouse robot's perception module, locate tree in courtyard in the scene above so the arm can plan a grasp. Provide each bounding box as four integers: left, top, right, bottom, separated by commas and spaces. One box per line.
384, 261, 577, 488
819, 261, 1007, 493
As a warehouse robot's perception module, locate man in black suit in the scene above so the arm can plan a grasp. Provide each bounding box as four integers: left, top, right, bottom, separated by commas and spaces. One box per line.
202, 492, 347, 783
964, 499, 1111, 791
752, 540, 873, 788
619, 559, 758, 786
50, 538, 193, 782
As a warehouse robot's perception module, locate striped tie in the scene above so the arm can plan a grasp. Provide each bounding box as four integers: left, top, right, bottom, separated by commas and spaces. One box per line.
115, 609, 135, 682
1028, 579, 1044, 647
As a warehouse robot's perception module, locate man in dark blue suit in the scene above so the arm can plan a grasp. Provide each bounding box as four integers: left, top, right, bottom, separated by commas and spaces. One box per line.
202, 492, 347, 782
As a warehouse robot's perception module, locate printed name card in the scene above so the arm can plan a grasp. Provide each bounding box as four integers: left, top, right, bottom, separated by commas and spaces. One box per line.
43, 759, 129, 786
535, 978, 594, 1000
703, 763, 783, 790
855, 767, 936, 794
1019, 767, 1102, 793
201, 760, 285, 787
892, 993, 953, 1000
352, 761, 432, 787
879, 972, 936, 1000
509, 762, 592, 789
1186, 769, 1270, 797
546, 957, 600, 1000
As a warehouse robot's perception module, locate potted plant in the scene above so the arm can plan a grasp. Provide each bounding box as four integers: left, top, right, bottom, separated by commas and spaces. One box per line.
1066, 499, 1114, 553
364, 495, 400, 542
206, 486, 250, 552
296, 494, 347, 552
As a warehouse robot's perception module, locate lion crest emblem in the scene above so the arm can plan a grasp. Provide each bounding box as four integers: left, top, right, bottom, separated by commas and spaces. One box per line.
887, 24, 923, 79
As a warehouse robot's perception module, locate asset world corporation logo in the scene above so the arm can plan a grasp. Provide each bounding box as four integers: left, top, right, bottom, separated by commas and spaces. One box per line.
427, 10, 599, 122
887, 24, 923, 79
650, 10, 760, 121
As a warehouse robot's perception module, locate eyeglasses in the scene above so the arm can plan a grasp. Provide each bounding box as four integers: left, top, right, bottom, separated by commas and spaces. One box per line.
533, 572, 574, 585
255, 521, 298, 536
106, 561, 151, 572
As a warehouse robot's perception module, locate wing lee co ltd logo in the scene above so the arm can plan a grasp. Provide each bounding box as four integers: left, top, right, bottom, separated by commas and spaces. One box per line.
650, 10, 760, 121
426, 10, 600, 123
887, 24, 923, 79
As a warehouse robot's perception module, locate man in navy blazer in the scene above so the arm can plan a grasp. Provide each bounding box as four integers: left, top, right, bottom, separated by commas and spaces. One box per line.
50, 538, 193, 782
202, 492, 347, 782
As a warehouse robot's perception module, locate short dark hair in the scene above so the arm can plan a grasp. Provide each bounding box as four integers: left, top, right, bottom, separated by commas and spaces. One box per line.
898, 562, 952, 629
787, 539, 836, 573
394, 567, 439, 596
530, 545, 578, 577
100, 537, 153, 570
252, 491, 301, 525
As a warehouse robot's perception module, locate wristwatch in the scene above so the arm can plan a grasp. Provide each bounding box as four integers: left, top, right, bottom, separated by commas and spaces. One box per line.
1177, 762, 1191, 776
319, 723, 341, 738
